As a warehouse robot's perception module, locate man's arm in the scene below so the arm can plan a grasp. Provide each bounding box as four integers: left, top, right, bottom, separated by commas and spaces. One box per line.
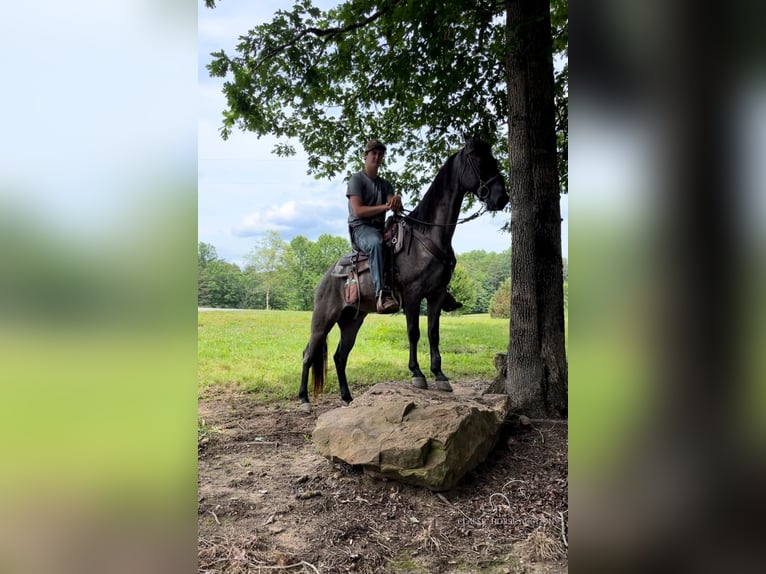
349, 195, 389, 218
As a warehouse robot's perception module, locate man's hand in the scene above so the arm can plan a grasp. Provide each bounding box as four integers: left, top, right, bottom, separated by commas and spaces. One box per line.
387, 195, 403, 212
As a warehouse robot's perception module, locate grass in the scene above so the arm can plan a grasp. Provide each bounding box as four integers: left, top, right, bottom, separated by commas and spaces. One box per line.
387, 551, 429, 573
198, 310, 509, 402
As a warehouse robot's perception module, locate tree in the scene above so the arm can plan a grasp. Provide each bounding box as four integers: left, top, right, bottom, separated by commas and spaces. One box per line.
457, 249, 511, 313
198, 242, 246, 308
282, 234, 351, 310
245, 231, 289, 310
310, 234, 351, 275
504, 0, 567, 416
198, 242, 218, 306
489, 278, 511, 319
198, 241, 218, 270
283, 236, 316, 310
201, 260, 246, 308
205, 0, 567, 416
445, 264, 478, 315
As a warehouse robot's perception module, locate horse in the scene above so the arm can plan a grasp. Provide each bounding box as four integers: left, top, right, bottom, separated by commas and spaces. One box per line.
298, 137, 509, 413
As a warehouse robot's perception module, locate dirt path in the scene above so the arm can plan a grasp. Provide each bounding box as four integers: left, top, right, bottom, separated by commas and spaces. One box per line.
198, 383, 568, 573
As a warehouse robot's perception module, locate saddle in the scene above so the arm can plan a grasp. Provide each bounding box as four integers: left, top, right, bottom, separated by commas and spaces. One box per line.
332, 216, 410, 306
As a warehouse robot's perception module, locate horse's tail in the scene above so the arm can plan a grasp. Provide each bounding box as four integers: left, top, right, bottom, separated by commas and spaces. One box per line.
311, 339, 328, 400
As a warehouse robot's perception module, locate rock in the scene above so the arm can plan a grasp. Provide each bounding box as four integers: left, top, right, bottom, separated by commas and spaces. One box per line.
312, 381, 510, 491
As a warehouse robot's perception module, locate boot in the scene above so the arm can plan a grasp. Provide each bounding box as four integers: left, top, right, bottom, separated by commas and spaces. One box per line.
376, 290, 399, 314
442, 291, 463, 312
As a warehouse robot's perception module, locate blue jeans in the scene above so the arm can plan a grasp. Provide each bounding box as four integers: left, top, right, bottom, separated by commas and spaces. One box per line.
351, 225, 386, 296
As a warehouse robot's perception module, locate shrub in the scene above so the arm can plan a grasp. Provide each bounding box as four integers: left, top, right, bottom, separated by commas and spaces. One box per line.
489, 278, 511, 319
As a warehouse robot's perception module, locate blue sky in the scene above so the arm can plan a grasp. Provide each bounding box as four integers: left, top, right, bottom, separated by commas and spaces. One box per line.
198, 1, 568, 267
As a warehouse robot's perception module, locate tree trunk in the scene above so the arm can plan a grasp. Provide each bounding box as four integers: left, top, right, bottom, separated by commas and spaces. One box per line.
504, 0, 568, 417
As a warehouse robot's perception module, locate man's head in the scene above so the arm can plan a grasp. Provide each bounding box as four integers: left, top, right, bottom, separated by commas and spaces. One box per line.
364, 139, 387, 156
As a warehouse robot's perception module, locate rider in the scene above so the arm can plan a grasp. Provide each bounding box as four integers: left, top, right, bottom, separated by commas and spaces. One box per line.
346, 139, 403, 314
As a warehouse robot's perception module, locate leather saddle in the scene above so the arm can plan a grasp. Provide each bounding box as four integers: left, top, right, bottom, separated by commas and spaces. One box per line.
332, 216, 409, 278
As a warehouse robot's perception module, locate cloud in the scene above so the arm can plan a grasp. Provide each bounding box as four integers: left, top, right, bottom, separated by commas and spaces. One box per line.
233, 199, 347, 239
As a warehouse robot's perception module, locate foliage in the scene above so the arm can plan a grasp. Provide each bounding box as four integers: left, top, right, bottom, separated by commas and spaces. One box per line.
199, 237, 518, 313
456, 248, 511, 313
205, 0, 568, 199
489, 277, 511, 319
198, 242, 247, 308
198, 241, 219, 269
444, 264, 478, 315
282, 235, 315, 310
550, 0, 568, 193
200, 260, 247, 308
200, 236, 353, 310
244, 231, 289, 310
283, 234, 351, 310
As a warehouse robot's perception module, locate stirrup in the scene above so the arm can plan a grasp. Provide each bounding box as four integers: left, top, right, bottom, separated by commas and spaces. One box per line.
376, 291, 399, 314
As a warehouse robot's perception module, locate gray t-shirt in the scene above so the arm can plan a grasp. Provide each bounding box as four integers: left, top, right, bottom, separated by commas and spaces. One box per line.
346, 171, 394, 230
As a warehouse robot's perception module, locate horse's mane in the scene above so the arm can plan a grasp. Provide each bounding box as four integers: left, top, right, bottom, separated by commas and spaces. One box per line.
406, 151, 459, 231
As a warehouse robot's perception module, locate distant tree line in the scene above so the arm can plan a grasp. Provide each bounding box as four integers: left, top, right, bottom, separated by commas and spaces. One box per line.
199, 233, 566, 315
198, 232, 349, 311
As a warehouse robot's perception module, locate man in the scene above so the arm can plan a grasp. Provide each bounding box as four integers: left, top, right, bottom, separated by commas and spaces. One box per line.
347, 139, 403, 314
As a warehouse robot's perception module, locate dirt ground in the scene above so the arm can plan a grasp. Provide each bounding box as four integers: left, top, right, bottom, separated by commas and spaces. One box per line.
198, 382, 568, 574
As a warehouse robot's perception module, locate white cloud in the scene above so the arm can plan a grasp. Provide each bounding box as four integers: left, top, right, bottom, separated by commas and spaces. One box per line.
234, 199, 347, 238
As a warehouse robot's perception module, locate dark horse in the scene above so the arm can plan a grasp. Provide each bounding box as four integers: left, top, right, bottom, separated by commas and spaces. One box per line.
298, 137, 509, 412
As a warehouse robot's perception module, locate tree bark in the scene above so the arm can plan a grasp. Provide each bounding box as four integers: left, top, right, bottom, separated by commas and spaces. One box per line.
504, 0, 568, 417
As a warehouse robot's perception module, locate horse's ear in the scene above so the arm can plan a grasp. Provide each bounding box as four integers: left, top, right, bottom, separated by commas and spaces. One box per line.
463, 134, 475, 149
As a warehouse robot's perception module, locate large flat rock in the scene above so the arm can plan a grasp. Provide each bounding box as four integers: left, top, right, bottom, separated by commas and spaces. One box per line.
312, 381, 511, 491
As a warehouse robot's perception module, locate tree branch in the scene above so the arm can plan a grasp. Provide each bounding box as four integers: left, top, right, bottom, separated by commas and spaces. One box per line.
255, 0, 402, 67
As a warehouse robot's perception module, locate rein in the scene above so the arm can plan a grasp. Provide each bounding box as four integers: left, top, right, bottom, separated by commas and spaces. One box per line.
399, 204, 486, 228
398, 148, 497, 229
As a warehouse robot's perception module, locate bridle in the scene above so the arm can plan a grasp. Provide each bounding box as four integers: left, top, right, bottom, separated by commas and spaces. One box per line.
399, 148, 501, 228
462, 149, 502, 203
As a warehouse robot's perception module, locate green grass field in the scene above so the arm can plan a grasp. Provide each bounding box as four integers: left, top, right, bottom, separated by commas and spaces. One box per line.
198, 310, 510, 402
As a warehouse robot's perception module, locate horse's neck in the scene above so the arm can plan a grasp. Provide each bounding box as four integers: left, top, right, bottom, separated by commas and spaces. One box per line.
422, 158, 465, 246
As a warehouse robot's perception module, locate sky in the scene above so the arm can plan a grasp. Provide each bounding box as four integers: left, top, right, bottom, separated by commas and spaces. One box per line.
198, 1, 569, 268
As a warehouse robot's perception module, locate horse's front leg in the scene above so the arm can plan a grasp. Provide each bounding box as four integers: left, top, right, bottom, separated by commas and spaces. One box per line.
427, 296, 453, 392
405, 303, 427, 388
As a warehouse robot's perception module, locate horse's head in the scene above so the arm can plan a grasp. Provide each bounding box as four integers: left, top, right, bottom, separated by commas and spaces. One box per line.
460, 137, 509, 211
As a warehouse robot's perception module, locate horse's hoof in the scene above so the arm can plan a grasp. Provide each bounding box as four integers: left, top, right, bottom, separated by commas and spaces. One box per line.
298, 402, 313, 414
412, 377, 428, 389
434, 380, 453, 392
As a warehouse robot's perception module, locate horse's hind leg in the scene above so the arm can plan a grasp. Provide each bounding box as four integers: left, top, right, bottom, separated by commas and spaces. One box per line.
299, 340, 317, 412
299, 315, 336, 412
334, 310, 367, 404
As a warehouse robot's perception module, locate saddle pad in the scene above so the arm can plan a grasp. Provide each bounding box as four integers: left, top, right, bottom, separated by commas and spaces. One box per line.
331, 255, 370, 277
337, 251, 368, 267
